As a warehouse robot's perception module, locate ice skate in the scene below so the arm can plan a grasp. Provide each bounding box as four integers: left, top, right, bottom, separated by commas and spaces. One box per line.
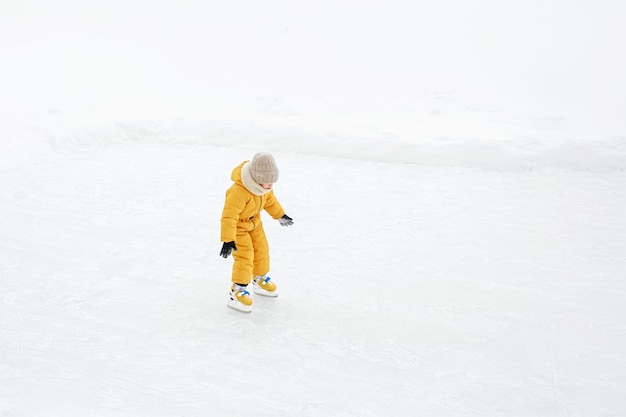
252, 275, 278, 298
227, 284, 253, 313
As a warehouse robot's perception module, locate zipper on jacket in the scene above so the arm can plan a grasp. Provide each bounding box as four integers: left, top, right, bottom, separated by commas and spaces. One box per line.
249, 194, 263, 230
258, 194, 264, 218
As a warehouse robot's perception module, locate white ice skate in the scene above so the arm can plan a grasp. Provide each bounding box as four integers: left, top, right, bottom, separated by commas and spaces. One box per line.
252, 275, 278, 298
227, 284, 253, 313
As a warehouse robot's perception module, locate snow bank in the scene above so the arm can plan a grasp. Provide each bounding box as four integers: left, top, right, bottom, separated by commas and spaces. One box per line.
3, 96, 625, 172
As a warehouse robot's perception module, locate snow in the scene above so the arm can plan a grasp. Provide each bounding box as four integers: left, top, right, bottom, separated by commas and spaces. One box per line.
2, 1, 626, 416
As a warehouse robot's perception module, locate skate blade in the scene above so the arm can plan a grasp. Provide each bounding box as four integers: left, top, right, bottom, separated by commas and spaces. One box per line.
252, 287, 278, 298
227, 299, 252, 313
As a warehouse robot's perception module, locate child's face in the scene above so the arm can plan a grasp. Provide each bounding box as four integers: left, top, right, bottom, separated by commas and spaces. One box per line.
260, 183, 273, 190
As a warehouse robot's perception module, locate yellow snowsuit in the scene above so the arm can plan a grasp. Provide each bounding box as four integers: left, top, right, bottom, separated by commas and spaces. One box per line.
220, 161, 285, 285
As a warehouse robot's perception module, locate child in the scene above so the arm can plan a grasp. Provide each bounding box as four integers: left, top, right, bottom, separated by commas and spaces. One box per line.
220, 152, 294, 312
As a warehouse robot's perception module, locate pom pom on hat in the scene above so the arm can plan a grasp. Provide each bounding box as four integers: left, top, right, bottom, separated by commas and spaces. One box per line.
249, 152, 279, 184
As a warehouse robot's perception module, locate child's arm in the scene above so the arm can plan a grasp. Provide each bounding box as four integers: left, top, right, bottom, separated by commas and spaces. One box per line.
265, 191, 294, 226
220, 186, 247, 242
263, 190, 285, 220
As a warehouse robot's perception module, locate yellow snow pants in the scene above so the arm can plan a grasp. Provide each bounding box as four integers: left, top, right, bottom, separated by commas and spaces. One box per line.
231, 218, 270, 285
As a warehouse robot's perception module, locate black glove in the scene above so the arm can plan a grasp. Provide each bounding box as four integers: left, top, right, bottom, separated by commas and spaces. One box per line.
220, 241, 237, 258
278, 214, 294, 227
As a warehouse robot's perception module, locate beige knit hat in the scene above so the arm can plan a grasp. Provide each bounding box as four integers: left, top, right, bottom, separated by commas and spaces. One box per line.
249, 152, 279, 184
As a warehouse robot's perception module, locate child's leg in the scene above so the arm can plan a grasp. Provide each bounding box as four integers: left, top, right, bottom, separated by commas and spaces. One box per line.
250, 224, 270, 277
231, 230, 254, 285
249, 224, 277, 296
